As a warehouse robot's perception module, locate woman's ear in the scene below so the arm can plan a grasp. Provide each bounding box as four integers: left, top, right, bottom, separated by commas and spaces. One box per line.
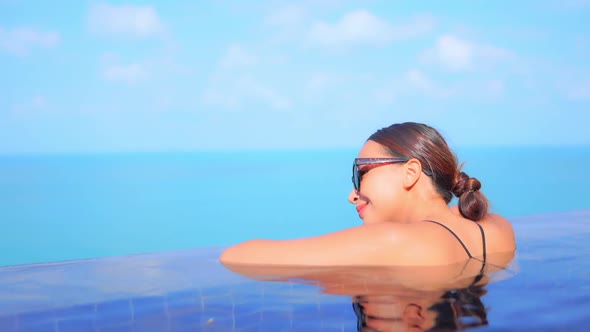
402, 158, 422, 189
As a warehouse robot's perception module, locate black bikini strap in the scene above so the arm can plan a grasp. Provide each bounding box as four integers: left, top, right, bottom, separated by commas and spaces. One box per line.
423, 220, 473, 258
472, 222, 487, 285
475, 222, 487, 263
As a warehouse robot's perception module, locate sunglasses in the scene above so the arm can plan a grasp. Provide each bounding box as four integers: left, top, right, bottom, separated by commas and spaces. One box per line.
352, 157, 408, 192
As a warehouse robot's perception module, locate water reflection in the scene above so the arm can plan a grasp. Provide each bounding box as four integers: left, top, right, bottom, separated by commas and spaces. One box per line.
352, 285, 488, 331
223, 251, 516, 332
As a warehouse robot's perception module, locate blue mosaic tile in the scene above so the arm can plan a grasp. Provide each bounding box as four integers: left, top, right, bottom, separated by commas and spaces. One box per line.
17, 324, 57, 332
17, 310, 56, 328
318, 302, 351, 316
55, 303, 96, 319
95, 299, 132, 327
0, 314, 17, 332
231, 302, 261, 316
133, 318, 169, 332
57, 317, 95, 332
169, 325, 202, 332
200, 296, 234, 313
255, 317, 293, 331
200, 285, 233, 297
232, 310, 261, 327
197, 313, 235, 331
168, 310, 200, 327
166, 289, 199, 309
166, 303, 200, 318
131, 295, 167, 319
96, 323, 135, 332
235, 326, 260, 332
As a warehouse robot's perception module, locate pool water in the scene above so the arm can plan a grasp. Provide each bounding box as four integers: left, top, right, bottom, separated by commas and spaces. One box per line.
1, 209, 589, 331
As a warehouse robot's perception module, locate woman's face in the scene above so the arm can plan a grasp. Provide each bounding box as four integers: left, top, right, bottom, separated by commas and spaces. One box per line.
348, 140, 408, 224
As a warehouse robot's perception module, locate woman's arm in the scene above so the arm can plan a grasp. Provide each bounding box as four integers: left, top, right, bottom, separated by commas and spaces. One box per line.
219, 222, 402, 267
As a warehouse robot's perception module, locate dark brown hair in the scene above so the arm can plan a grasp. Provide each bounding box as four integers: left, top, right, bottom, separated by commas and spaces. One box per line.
368, 122, 488, 221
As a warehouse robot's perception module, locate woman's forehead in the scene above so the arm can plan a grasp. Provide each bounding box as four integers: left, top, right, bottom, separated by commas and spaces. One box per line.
358, 140, 391, 158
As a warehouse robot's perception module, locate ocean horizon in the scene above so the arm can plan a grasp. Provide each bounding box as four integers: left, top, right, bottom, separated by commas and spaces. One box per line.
1, 146, 589, 267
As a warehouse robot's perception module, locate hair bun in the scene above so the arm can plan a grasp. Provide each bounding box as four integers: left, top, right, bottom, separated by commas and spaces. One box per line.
453, 171, 488, 221
452, 172, 481, 196
465, 177, 481, 193
452, 172, 468, 196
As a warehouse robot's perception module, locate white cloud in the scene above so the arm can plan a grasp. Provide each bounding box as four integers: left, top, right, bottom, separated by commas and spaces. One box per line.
100, 52, 121, 64
264, 4, 308, 43
375, 69, 456, 103
244, 78, 292, 109
219, 45, 257, 69
478, 43, 514, 61
308, 10, 433, 47
203, 76, 291, 110
406, 69, 435, 91
555, 0, 590, 8
405, 69, 456, 98
305, 73, 332, 94
567, 81, 590, 100
103, 63, 148, 84
203, 42, 292, 110
201, 39, 295, 110
88, 3, 164, 38
265, 4, 307, 27
31, 96, 47, 108
485, 79, 505, 97
12, 96, 48, 113
429, 35, 473, 71
422, 34, 514, 71
0, 27, 59, 56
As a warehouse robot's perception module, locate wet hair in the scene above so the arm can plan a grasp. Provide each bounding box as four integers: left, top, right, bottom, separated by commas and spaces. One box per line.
368, 122, 488, 221
426, 285, 489, 331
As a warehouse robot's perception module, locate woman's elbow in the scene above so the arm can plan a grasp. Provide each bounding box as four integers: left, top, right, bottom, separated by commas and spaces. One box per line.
219, 239, 263, 265
219, 246, 233, 265
219, 243, 242, 265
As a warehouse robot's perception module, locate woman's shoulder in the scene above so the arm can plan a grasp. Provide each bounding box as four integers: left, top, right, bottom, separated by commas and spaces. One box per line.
481, 212, 516, 247
429, 207, 516, 258
481, 213, 513, 230
450, 205, 514, 231
352, 222, 458, 264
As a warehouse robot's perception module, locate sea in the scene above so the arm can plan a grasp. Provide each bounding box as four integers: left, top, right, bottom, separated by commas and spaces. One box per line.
0, 146, 589, 267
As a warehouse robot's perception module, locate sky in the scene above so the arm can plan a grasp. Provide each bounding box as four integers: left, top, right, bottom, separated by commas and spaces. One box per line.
1, 0, 589, 154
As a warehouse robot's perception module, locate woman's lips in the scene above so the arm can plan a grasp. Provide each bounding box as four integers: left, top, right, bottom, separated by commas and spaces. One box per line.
356, 203, 368, 217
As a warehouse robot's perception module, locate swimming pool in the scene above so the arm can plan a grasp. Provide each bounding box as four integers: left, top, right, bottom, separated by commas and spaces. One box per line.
1, 209, 589, 331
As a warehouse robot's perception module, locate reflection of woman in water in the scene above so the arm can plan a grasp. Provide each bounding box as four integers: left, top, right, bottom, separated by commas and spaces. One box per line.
353, 285, 489, 332
221, 122, 516, 266
224, 261, 511, 332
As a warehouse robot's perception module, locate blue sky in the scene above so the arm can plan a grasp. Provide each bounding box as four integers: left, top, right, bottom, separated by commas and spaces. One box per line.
1, 0, 589, 154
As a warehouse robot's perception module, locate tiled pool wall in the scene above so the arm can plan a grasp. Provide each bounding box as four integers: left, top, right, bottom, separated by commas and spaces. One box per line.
1, 209, 590, 331
0, 246, 357, 331
0, 283, 354, 331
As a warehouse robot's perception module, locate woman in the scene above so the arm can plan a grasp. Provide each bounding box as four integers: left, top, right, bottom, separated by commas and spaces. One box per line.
220, 122, 516, 266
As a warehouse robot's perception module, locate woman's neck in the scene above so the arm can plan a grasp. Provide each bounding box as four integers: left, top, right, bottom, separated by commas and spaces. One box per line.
405, 182, 453, 222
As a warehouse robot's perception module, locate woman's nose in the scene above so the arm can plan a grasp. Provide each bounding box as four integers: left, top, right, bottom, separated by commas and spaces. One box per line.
348, 189, 359, 204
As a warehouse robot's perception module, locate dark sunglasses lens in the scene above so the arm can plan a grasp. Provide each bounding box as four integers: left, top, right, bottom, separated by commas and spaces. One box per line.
352, 164, 360, 190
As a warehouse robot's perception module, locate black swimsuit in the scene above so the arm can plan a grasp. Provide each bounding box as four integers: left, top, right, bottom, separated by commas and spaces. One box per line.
423, 219, 487, 283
